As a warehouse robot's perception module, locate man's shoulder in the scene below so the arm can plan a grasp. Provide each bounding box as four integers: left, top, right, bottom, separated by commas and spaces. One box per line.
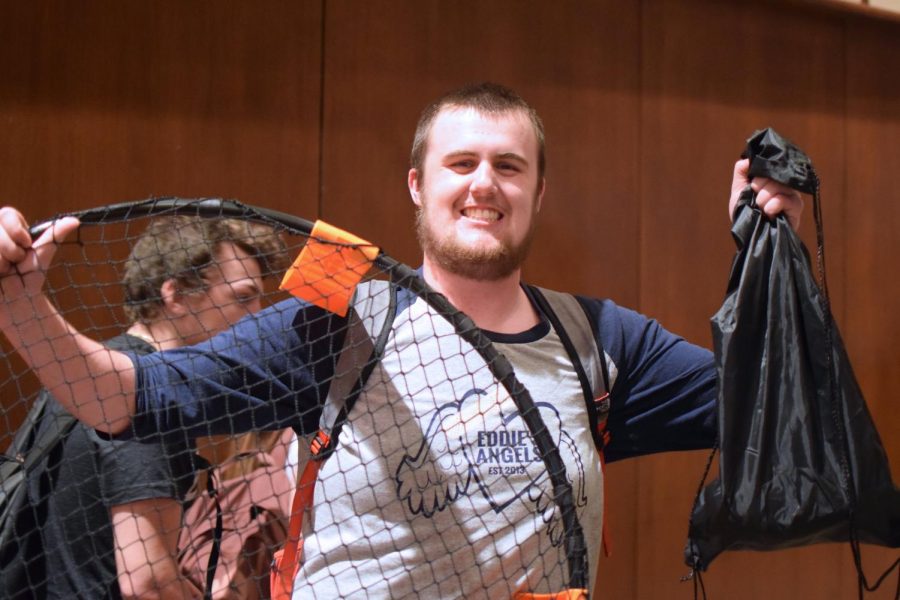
523, 283, 665, 364
524, 284, 640, 329
102, 333, 155, 355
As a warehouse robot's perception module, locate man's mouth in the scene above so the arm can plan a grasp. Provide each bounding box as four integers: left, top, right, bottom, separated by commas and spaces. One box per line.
461, 207, 501, 223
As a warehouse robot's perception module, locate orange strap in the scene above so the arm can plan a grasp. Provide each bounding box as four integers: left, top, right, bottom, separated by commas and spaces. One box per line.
279, 220, 380, 316
270, 433, 328, 598
595, 392, 612, 558
514, 589, 588, 599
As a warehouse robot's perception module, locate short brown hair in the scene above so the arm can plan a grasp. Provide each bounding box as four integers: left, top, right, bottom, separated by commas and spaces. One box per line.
122, 216, 289, 323
409, 82, 546, 181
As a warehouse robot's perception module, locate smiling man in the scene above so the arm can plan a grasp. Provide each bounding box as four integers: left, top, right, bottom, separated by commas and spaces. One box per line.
409, 89, 551, 339
0, 82, 804, 598
411, 104, 543, 281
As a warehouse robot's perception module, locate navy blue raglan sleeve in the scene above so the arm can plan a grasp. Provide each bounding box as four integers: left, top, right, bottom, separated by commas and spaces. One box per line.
579, 297, 717, 462
128, 297, 344, 439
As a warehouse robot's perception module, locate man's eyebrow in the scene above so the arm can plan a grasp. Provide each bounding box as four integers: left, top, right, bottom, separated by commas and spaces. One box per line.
442, 150, 477, 161
231, 278, 262, 294
495, 152, 528, 164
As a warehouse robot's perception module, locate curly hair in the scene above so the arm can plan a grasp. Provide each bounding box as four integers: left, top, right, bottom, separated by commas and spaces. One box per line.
122, 216, 289, 323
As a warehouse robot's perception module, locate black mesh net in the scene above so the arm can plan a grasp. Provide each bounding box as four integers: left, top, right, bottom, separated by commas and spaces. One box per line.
0, 199, 590, 599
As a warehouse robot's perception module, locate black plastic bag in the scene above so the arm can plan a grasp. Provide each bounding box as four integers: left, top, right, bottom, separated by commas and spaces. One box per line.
685, 129, 900, 574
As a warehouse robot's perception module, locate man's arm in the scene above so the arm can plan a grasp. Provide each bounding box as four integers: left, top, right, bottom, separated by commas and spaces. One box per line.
111, 498, 202, 600
0, 207, 136, 433
602, 160, 806, 460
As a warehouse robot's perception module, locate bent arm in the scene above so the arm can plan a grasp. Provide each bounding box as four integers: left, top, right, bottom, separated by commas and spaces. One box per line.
130, 298, 339, 439
0, 209, 136, 433
583, 298, 717, 462
112, 498, 202, 600
8, 293, 137, 433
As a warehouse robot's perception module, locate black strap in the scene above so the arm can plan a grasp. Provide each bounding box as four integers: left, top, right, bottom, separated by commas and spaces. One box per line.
313, 280, 397, 461
526, 286, 610, 454
2, 392, 78, 476
202, 463, 223, 600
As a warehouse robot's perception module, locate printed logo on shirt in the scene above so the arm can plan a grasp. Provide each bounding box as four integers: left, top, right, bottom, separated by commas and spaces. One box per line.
474, 426, 543, 472
394, 387, 587, 545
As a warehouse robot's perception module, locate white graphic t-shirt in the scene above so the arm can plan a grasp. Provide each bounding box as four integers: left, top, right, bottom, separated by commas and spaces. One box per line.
132, 289, 717, 598
293, 296, 606, 599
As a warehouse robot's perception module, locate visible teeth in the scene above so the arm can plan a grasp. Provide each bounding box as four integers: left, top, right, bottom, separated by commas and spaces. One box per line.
463, 208, 500, 222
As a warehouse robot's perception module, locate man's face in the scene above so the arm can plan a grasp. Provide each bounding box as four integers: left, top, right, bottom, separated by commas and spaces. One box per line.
178, 242, 264, 345
409, 107, 545, 281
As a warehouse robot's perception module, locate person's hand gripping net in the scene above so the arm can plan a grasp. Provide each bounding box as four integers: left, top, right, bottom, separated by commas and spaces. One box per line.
0, 207, 81, 312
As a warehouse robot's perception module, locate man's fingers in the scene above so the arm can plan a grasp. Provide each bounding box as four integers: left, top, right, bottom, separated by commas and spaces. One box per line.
0, 207, 33, 269
32, 216, 80, 249
729, 159, 751, 221
31, 217, 80, 271
753, 180, 803, 230
733, 158, 750, 181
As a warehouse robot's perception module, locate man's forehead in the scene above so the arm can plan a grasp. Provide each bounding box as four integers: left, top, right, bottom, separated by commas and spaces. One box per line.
427, 106, 537, 154
433, 105, 531, 128
210, 242, 263, 280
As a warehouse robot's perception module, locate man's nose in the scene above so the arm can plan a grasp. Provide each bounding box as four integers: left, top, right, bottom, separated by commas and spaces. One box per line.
470, 163, 497, 196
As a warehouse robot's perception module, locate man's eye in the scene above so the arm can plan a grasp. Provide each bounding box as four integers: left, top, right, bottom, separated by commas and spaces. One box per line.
497, 162, 520, 173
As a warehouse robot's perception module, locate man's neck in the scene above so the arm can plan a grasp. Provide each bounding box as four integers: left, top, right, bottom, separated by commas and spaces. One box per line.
125, 322, 180, 351
422, 260, 540, 334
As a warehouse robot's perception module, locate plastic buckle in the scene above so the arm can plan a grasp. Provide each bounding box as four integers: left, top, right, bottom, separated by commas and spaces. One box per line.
309, 430, 332, 458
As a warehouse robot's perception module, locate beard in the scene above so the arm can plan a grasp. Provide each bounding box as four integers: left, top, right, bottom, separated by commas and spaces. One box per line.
415, 197, 539, 282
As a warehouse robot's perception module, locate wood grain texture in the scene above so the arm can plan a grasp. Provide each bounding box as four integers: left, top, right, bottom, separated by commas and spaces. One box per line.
319, 0, 643, 302
840, 16, 900, 598
0, 0, 324, 430
0, 0, 896, 597
0, 0, 323, 218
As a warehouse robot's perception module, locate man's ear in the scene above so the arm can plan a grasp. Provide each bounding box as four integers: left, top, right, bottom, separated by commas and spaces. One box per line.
408, 168, 423, 207
160, 279, 187, 316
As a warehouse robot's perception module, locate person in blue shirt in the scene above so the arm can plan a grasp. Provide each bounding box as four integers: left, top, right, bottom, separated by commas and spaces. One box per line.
1, 215, 288, 599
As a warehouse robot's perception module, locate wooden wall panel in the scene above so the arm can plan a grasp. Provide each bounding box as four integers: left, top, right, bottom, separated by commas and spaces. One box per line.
843, 17, 900, 596
0, 0, 323, 426
0, 1, 896, 598
638, 1, 897, 599
319, 0, 643, 301
845, 15, 900, 499
0, 0, 323, 218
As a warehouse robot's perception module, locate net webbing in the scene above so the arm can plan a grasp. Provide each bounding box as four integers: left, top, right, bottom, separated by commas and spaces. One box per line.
0, 200, 590, 599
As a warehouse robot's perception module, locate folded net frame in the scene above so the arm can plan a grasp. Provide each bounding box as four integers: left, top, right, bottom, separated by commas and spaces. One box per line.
0, 198, 590, 599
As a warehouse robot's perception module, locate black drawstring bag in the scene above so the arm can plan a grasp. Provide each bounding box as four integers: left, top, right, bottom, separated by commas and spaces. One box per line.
684, 129, 900, 589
